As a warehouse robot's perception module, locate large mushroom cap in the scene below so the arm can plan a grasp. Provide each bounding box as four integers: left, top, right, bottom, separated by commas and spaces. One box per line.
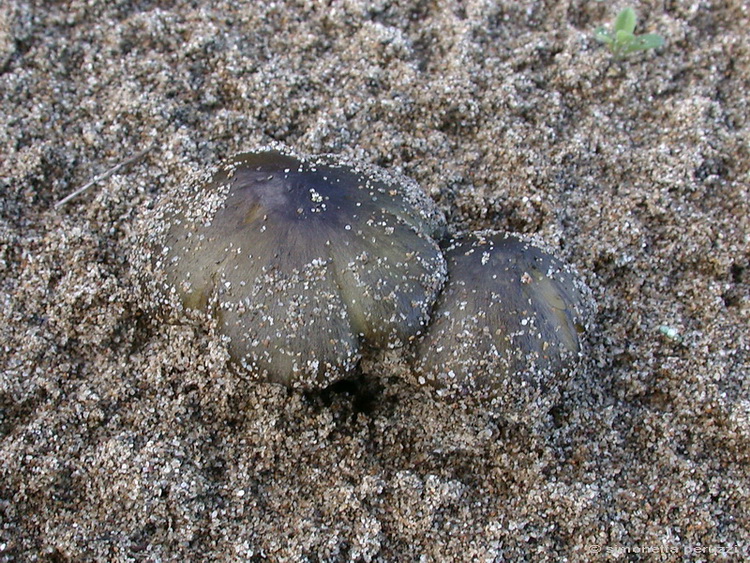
411, 230, 593, 417
145, 147, 447, 389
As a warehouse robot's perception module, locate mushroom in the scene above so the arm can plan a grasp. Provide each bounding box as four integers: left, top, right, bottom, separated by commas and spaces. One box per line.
142, 147, 447, 389
411, 230, 593, 417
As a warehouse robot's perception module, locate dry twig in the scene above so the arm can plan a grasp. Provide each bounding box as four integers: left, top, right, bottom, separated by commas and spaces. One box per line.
55, 145, 152, 208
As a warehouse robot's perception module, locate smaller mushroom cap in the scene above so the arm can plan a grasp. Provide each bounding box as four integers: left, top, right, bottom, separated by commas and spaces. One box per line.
411, 230, 593, 418
144, 147, 447, 389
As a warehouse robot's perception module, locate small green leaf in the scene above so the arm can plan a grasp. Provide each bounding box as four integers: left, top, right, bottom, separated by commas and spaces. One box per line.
615, 29, 634, 46
593, 6, 664, 59
614, 7, 637, 34
594, 26, 614, 44
626, 33, 665, 52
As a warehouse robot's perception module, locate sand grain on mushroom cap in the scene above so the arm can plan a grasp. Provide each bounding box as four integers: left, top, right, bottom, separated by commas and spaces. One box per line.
412, 230, 593, 418
140, 147, 447, 389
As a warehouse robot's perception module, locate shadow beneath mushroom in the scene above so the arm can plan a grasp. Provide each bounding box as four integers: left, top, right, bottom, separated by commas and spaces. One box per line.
311, 371, 384, 419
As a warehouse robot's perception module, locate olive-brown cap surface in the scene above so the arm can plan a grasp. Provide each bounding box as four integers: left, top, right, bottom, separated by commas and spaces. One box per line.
412, 230, 593, 418
144, 148, 447, 389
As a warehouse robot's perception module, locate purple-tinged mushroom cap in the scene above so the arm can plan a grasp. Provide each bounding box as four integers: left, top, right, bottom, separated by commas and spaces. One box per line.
140, 147, 447, 389
411, 230, 593, 418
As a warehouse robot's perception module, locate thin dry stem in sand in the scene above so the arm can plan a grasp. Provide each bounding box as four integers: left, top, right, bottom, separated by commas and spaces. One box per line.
54, 146, 152, 208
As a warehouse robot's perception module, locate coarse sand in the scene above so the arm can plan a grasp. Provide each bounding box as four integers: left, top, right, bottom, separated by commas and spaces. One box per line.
1, 0, 748, 560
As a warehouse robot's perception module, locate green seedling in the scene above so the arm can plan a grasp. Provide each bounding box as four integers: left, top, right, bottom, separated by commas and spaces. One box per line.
595, 7, 664, 59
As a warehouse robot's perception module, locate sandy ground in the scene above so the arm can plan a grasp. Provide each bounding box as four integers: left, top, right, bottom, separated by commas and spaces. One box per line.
1, 0, 749, 560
